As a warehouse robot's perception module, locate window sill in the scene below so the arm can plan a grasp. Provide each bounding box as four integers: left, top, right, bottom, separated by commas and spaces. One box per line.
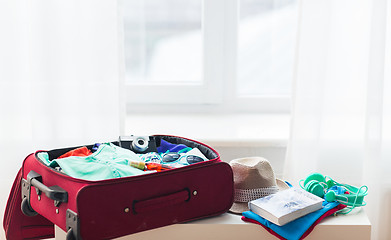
124, 113, 290, 148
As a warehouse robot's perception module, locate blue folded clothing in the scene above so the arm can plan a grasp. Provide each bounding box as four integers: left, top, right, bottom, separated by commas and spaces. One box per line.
242, 201, 342, 240
157, 139, 190, 153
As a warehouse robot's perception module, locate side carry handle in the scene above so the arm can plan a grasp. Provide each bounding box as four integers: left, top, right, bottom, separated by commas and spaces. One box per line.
133, 188, 190, 214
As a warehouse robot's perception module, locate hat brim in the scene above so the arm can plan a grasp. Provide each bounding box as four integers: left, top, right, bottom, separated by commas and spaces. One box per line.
229, 178, 290, 214
229, 202, 249, 214
276, 178, 290, 190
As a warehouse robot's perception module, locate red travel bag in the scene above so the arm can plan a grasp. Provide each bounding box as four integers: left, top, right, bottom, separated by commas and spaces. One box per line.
3, 135, 234, 240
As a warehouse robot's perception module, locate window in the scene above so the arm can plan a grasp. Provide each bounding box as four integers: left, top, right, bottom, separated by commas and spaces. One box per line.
120, 0, 298, 113
123, 0, 202, 84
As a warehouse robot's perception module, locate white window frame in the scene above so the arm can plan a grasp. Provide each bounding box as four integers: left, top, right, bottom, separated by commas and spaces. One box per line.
121, 0, 292, 113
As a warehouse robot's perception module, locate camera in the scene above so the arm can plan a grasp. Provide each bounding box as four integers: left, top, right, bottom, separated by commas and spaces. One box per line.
118, 135, 157, 153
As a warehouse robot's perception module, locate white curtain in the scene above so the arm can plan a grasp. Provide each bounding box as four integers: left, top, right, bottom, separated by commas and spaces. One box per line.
284, 0, 391, 239
0, 0, 123, 238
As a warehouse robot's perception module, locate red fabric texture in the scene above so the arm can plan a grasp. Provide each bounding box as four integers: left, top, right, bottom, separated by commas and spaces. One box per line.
3, 165, 54, 240
134, 189, 190, 214
241, 204, 347, 240
3, 136, 233, 240
57, 146, 92, 159
4, 153, 90, 239
77, 161, 233, 239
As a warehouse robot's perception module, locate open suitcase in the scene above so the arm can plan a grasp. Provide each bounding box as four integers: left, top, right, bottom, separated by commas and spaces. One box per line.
3, 135, 234, 240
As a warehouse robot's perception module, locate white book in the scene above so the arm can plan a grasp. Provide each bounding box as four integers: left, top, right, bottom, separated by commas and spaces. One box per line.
248, 187, 324, 226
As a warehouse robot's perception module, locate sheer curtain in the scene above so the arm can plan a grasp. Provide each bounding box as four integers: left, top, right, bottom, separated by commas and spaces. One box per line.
284, 0, 391, 239
0, 0, 123, 238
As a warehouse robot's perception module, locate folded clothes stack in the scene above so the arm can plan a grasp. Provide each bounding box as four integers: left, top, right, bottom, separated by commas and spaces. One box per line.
228, 157, 349, 240
37, 139, 208, 181
242, 202, 345, 240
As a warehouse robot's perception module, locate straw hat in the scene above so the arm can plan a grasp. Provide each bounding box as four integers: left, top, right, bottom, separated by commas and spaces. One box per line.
229, 157, 289, 214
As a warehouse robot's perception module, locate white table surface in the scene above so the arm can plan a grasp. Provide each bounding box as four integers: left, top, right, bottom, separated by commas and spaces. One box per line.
55, 208, 371, 240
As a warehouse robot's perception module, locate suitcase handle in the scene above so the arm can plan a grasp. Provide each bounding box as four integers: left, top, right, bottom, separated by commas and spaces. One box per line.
21, 170, 68, 216
133, 188, 190, 214
27, 170, 68, 203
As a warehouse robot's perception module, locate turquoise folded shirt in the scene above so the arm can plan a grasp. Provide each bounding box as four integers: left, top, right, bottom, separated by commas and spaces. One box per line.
38, 143, 147, 181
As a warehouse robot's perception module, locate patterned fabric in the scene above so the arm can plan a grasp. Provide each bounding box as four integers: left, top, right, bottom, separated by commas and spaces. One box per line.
234, 186, 279, 202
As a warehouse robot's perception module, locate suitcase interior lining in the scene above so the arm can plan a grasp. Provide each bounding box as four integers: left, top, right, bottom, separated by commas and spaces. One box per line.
155, 135, 218, 160
39, 136, 218, 162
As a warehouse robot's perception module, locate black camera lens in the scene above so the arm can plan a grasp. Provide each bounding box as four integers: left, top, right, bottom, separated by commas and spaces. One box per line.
132, 136, 149, 152
162, 153, 180, 163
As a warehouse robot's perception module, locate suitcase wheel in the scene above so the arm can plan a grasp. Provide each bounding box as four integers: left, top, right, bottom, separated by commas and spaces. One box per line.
21, 197, 38, 217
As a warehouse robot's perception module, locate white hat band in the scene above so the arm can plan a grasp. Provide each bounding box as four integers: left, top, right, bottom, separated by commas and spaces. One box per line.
234, 186, 279, 203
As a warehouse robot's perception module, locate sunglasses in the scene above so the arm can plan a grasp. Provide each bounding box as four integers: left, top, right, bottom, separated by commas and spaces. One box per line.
162, 153, 205, 165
